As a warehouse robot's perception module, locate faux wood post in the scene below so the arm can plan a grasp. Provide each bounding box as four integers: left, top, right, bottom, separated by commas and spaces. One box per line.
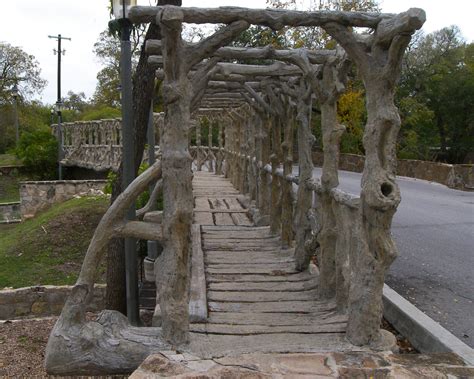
316, 54, 350, 301
254, 115, 264, 210
241, 113, 250, 194
224, 115, 232, 179
281, 104, 295, 248
261, 116, 272, 218
216, 121, 224, 175
293, 79, 315, 271
196, 119, 202, 171
270, 113, 282, 235
324, 8, 425, 346
157, 7, 194, 345
207, 119, 213, 172
247, 111, 257, 201
231, 117, 239, 187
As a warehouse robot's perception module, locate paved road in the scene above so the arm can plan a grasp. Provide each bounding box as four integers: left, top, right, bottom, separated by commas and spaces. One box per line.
306, 167, 474, 348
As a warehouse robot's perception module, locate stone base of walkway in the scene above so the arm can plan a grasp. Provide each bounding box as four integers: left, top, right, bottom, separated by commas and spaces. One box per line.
130, 350, 474, 378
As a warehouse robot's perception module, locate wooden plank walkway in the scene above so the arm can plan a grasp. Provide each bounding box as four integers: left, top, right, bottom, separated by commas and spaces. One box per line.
188, 171, 354, 357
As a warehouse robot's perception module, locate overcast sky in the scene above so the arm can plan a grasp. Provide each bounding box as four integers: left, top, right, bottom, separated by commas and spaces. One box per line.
2, 0, 473, 105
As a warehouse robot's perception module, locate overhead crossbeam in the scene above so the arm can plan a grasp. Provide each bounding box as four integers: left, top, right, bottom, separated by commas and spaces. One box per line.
130, 5, 393, 28
146, 40, 336, 65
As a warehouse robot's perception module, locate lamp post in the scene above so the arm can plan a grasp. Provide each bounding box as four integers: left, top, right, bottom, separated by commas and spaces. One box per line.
48, 34, 71, 180
11, 84, 20, 146
112, 0, 139, 326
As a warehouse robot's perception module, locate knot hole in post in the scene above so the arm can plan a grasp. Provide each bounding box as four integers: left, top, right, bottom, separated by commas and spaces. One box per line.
381, 182, 393, 197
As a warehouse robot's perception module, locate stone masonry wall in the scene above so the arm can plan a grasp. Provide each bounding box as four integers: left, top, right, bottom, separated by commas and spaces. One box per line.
312, 152, 474, 191
20, 180, 107, 219
0, 202, 21, 224
0, 284, 106, 320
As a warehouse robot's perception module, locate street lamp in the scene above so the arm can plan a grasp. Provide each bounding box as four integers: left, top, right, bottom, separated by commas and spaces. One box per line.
11, 84, 20, 145
111, 0, 139, 326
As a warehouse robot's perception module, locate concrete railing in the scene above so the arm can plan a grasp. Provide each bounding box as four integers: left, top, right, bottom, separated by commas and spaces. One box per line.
52, 113, 164, 171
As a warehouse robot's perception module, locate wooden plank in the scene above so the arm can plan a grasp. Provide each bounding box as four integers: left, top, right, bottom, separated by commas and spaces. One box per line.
195, 197, 211, 210
214, 213, 235, 225
225, 197, 246, 210
207, 311, 345, 326
190, 322, 346, 335
194, 212, 214, 225
202, 232, 273, 239
207, 272, 316, 283
231, 212, 253, 226
211, 198, 235, 225
208, 301, 331, 313
207, 289, 319, 302
195, 209, 250, 214
205, 255, 294, 265
207, 262, 295, 270
189, 225, 208, 322
188, 332, 355, 359
202, 225, 270, 231
203, 244, 280, 252
208, 280, 317, 292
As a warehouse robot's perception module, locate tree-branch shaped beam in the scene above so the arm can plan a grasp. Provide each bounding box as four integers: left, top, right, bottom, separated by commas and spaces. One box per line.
146, 40, 336, 65
184, 20, 250, 72
241, 82, 273, 115
131, 6, 394, 28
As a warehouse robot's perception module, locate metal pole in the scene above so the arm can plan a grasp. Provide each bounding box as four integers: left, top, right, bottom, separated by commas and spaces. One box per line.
57, 108, 63, 180
13, 97, 19, 145
48, 34, 70, 180
58, 35, 61, 105
120, 19, 139, 326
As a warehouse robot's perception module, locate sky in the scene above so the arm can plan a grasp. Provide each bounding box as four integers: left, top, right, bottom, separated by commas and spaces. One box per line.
2, 0, 473, 105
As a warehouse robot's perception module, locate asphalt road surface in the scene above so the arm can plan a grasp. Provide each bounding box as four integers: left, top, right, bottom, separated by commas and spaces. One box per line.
305, 167, 474, 348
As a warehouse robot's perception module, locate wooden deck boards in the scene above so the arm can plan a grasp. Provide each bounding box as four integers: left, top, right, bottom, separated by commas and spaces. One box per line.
190, 171, 349, 352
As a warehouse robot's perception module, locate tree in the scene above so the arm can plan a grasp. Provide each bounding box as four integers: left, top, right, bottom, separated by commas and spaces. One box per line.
264, 0, 380, 49
0, 43, 46, 103
15, 128, 58, 180
92, 29, 143, 107
63, 90, 87, 113
399, 26, 474, 163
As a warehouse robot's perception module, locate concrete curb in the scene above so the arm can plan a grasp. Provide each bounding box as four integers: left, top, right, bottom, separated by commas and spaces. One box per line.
383, 284, 474, 366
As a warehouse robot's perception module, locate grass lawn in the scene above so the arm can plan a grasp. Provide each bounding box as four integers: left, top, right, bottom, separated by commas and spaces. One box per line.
0, 196, 109, 289
0, 154, 22, 167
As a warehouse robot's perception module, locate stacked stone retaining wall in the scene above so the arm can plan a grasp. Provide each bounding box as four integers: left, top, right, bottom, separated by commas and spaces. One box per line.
20, 180, 107, 219
312, 152, 474, 191
0, 202, 21, 224
0, 284, 106, 320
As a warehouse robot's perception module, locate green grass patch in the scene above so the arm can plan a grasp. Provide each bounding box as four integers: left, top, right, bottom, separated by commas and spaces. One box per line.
0, 196, 109, 288
0, 154, 22, 167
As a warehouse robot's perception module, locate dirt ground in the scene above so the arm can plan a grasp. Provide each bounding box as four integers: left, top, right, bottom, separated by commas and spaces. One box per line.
0, 317, 56, 377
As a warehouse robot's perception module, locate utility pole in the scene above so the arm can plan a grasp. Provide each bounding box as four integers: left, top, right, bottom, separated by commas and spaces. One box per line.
48, 34, 71, 180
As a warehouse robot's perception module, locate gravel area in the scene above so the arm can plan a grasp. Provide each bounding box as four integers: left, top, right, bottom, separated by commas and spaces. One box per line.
0, 317, 56, 377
